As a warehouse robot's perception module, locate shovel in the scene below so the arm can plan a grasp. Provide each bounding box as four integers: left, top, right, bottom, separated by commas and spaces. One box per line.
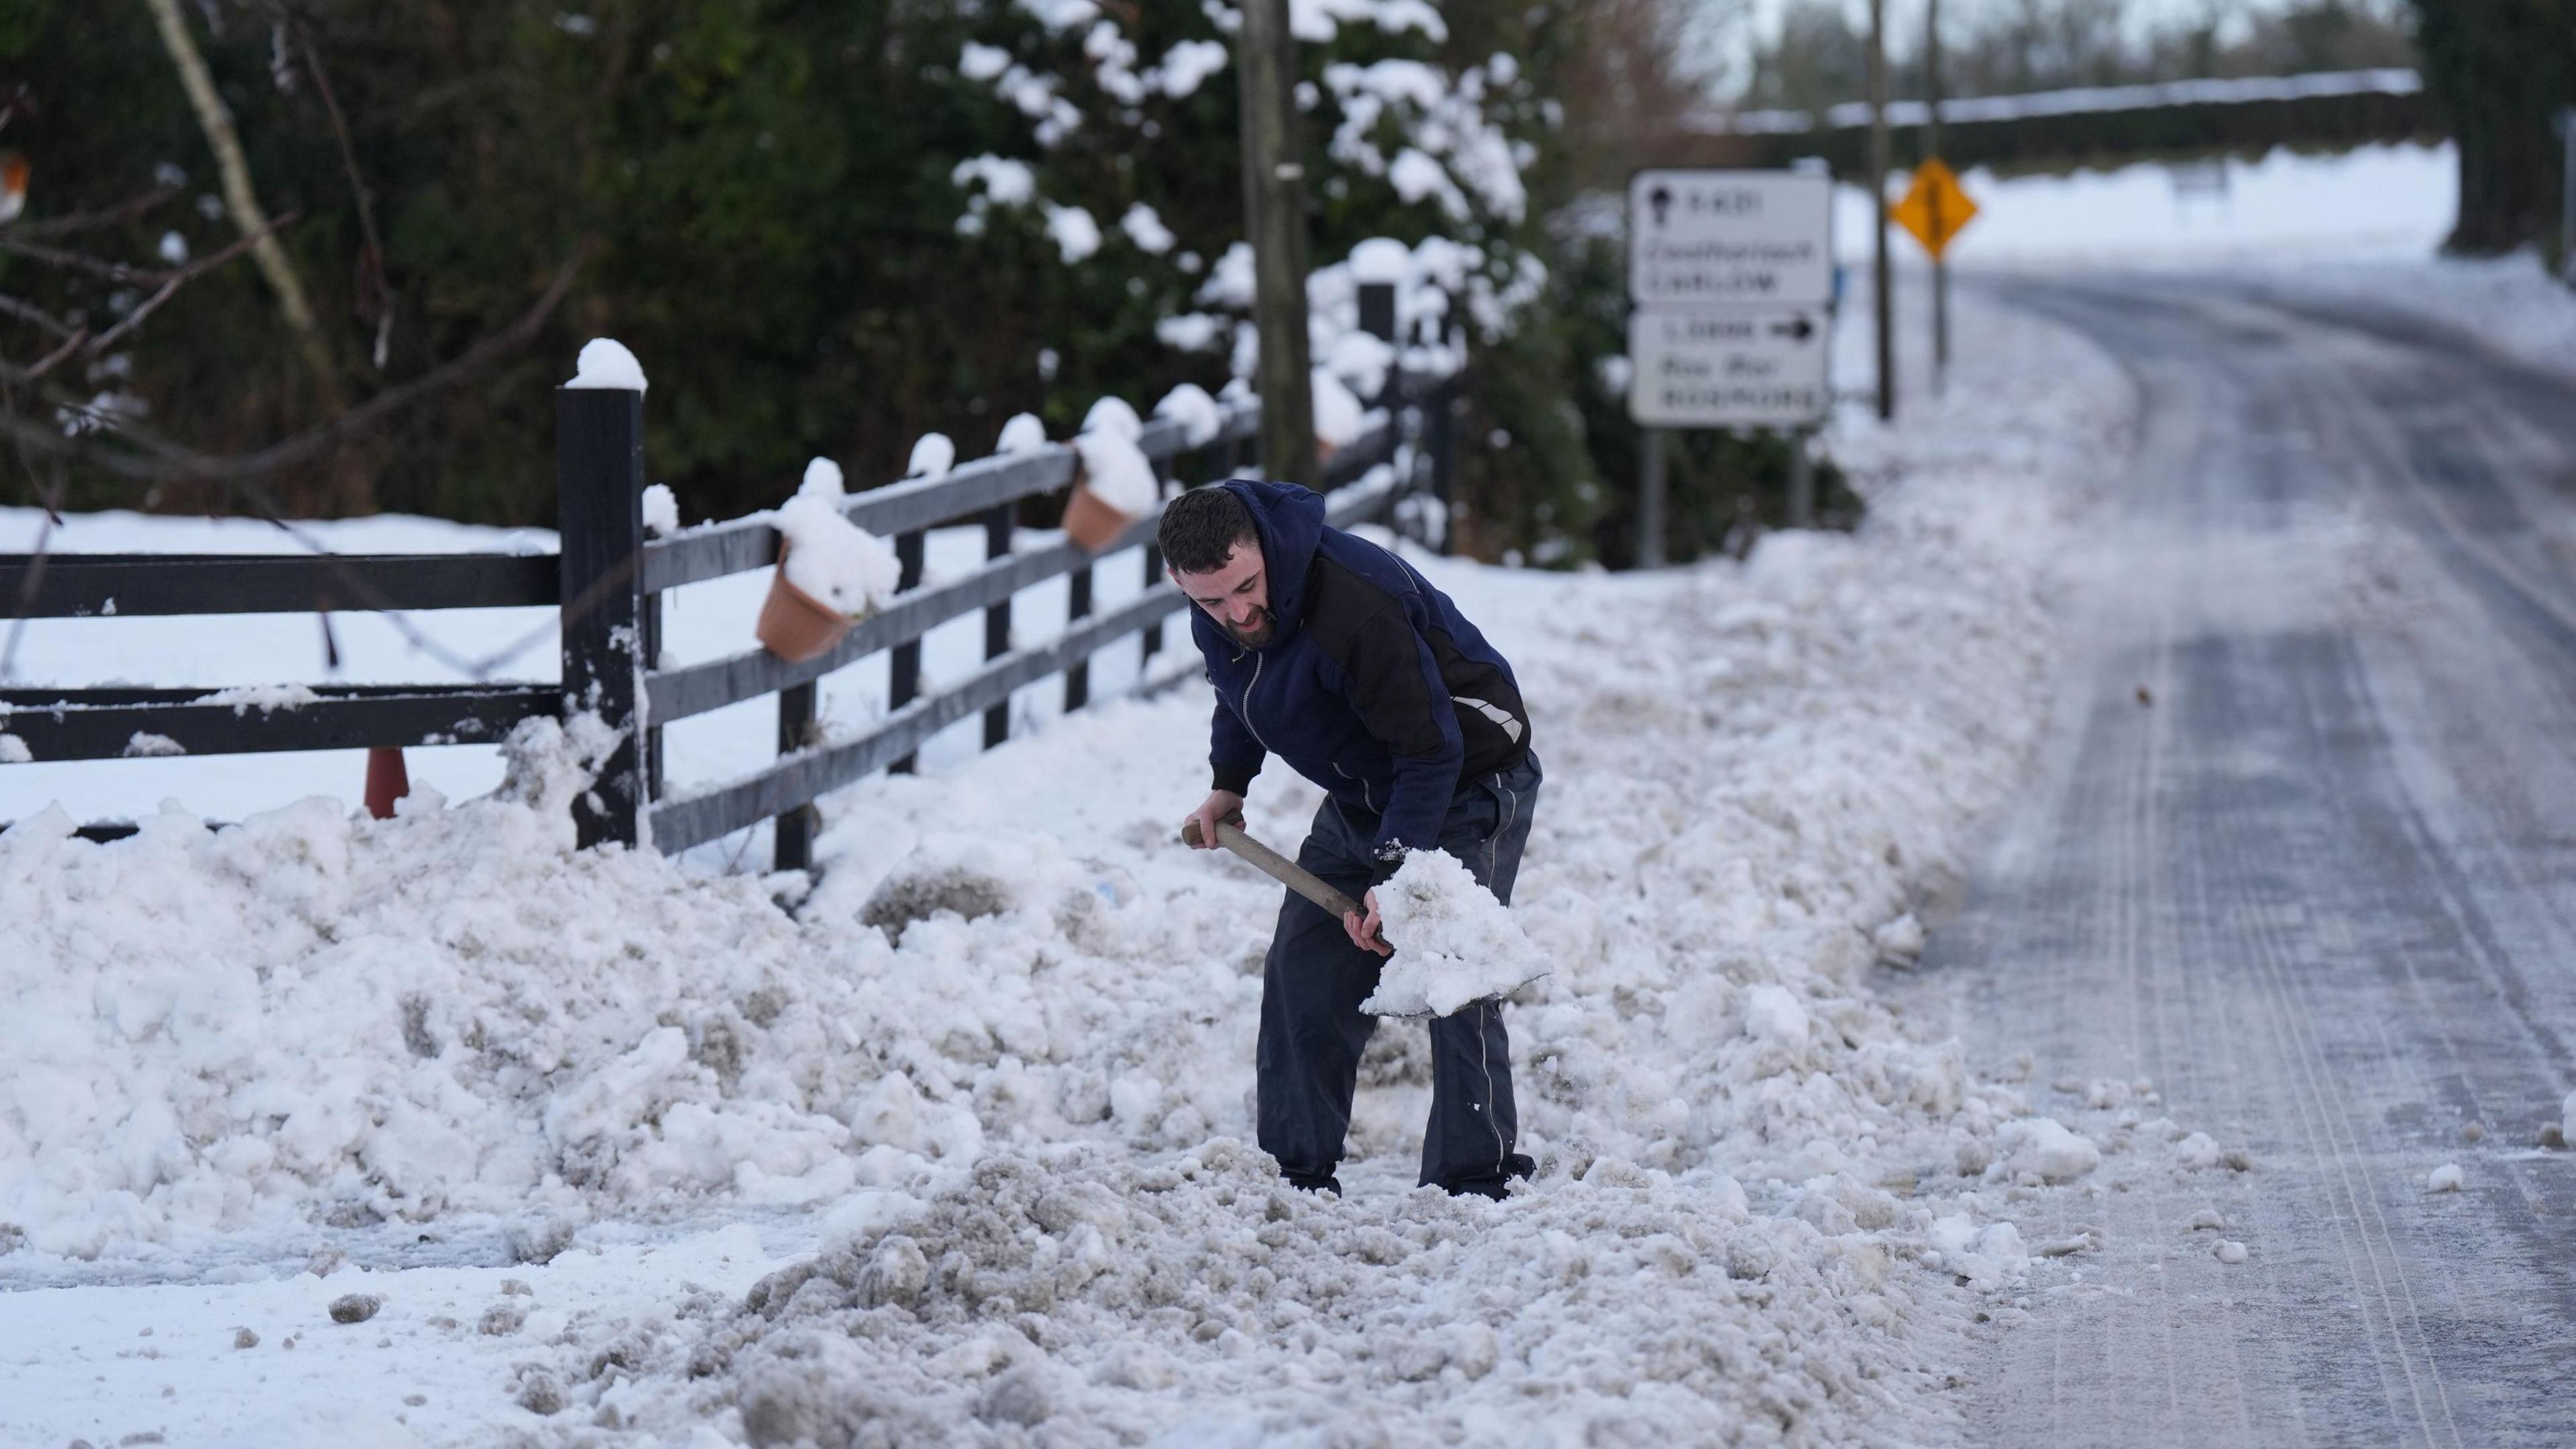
1181, 815, 1388, 951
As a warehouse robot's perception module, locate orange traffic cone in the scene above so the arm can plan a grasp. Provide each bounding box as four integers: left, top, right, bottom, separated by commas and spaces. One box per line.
364, 747, 410, 820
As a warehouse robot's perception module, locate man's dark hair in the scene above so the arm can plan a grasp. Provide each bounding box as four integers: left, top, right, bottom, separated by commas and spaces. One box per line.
1157, 484, 1259, 574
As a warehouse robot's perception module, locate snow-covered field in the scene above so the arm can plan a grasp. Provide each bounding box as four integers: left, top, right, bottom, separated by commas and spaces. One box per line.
1837, 141, 2461, 267
0, 280, 2246, 1446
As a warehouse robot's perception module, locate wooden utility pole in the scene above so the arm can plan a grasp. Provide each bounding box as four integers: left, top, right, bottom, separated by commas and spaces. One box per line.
1868, 0, 1893, 422
1236, 0, 1317, 488
1927, 0, 1949, 393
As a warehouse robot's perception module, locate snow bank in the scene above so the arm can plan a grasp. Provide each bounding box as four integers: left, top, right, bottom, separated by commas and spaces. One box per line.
2, 288, 2213, 1441
464, 291, 2194, 1437
774, 460, 902, 617
1361, 850, 1546, 1017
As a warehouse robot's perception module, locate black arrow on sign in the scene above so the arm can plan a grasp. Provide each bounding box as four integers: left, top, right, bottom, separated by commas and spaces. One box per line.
1769, 315, 1815, 341
1649, 184, 1672, 227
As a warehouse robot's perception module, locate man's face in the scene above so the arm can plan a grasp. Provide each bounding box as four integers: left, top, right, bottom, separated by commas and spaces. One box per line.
1171, 542, 1273, 648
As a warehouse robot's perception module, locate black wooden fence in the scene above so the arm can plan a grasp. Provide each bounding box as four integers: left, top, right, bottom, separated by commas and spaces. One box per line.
1, 284, 1456, 865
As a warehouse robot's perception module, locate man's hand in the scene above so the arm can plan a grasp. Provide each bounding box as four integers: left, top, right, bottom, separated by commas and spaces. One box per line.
1342, 888, 1391, 957
1183, 790, 1246, 850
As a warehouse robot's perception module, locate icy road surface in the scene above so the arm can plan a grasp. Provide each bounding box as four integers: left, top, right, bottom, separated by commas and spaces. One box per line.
1906, 276, 2576, 1446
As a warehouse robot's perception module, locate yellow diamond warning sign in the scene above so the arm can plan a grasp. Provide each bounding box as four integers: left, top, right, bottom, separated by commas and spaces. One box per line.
1892, 158, 1978, 260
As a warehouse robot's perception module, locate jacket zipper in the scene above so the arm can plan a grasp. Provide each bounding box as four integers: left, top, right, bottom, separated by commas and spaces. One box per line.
1334, 762, 1376, 812
1240, 651, 1272, 755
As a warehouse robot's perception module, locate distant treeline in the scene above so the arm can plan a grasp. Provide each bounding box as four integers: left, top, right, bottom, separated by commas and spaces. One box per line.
1735, 0, 2420, 115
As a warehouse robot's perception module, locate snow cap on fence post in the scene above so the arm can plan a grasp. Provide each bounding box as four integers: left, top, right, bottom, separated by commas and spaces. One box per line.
557, 339, 649, 851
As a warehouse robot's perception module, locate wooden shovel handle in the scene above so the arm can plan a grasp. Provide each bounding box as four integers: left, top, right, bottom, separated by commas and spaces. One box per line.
1182, 816, 1366, 924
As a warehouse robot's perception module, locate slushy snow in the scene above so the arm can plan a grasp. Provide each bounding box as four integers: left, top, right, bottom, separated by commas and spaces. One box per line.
562, 337, 647, 392
774, 459, 902, 617
1359, 849, 1548, 1017
2426, 1162, 2463, 1193
1997, 1117, 2102, 1183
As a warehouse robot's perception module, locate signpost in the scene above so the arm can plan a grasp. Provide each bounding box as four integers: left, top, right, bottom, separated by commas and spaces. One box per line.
1625, 305, 1831, 429
1626, 169, 1835, 564
1892, 157, 1979, 396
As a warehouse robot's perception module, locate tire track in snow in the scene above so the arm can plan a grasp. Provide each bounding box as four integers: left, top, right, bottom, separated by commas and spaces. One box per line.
1915, 275, 2576, 1447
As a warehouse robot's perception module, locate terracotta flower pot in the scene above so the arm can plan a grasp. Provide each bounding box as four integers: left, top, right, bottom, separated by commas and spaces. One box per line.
1062, 475, 1138, 553
756, 549, 857, 663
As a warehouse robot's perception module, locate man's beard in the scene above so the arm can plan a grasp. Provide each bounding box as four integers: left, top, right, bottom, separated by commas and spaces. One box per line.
1224, 608, 1275, 648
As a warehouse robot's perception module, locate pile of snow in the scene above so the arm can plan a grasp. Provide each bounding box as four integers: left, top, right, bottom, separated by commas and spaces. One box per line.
1152, 382, 1224, 447
563, 337, 648, 392
1071, 401, 1159, 517
904, 433, 956, 480
773, 460, 902, 617
1310, 368, 1367, 449
996, 412, 1049, 455
1, 288, 2224, 1440
1361, 849, 1547, 1017
641, 482, 680, 537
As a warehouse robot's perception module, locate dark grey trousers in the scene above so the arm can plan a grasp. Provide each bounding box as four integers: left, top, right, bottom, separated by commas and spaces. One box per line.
1254, 753, 1542, 1196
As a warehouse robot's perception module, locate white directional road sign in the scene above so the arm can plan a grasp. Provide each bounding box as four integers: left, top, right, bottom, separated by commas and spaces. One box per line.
1628, 169, 1834, 306
1626, 305, 1831, 429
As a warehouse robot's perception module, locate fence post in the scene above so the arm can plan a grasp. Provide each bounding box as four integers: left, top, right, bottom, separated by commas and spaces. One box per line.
774, 682, 816, 870
1063, 562, 1093, 713
1357, 279, 1404, 529
982, 503, 1012, 748
1427, 376, 1458, 556
557, 384, 648, 850
889, 529, 926, 773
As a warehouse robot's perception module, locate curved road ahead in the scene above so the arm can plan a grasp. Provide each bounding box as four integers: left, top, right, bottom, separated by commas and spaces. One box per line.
1913, 276, 2576, 1447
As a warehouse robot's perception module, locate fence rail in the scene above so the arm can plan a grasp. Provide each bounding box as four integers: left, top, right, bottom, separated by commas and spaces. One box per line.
1, 277, 1458, 866
0, 551, 559, 617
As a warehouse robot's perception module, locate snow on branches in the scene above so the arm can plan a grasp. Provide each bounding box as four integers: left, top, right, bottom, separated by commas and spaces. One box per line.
943, 0, 1550, 390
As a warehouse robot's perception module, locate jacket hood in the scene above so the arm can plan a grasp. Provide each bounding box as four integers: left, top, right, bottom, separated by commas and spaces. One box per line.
1221, 478, 1327, 647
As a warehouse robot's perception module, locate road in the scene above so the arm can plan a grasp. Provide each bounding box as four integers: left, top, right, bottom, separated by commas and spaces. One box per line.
1908, 276, 2576, 1446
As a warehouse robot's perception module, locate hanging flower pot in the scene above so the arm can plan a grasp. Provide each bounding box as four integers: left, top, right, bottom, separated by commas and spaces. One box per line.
1065, 429, 1156, 553
755, 460, 902, 662
755, 547, 857, 663
1063, 473, 1135, 553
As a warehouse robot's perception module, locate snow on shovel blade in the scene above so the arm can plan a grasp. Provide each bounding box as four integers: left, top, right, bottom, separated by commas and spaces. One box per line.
1179, 818, 1545, 1018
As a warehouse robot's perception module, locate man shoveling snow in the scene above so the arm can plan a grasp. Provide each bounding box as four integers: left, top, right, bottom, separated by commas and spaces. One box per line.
1166, 481, 1542, 1200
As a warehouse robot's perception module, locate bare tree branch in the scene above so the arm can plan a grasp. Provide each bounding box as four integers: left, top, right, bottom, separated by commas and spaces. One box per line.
142, 0, 327, 352
85, 211, 301, 354
1, 185, 180, 240
285, 12, 395, 368
0, 242, 594, 484
0, 292, 76, 340
0, 327, 91, 385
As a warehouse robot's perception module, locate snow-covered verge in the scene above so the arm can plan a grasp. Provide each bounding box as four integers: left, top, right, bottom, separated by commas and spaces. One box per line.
2228, 250, 2576, 382
0, 290, 2235, 1445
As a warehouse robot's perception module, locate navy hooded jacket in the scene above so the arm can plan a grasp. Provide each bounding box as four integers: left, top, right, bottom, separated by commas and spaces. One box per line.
1190, 480, 1532, 863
